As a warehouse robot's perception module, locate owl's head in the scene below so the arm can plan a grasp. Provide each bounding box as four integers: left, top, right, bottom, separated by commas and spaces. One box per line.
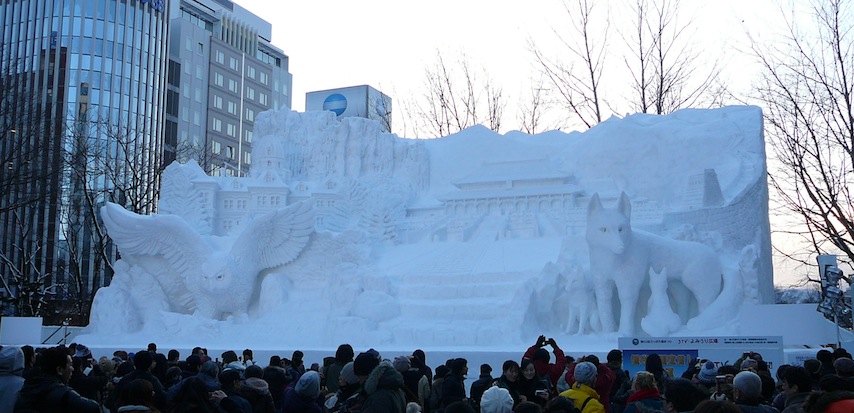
198, 254, 236, 293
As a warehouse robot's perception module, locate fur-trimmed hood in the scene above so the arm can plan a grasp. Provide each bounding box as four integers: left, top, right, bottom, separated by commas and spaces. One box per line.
365, 360, 403, 395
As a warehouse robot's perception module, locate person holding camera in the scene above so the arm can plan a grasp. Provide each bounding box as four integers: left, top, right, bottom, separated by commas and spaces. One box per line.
523, 335, 567, 391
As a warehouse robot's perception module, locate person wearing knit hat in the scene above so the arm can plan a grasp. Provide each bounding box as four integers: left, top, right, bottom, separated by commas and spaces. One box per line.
73, 344, 92, 360
558, 362, 605, 413
833, 357, 854, 378
325, 361, 363, 412
698, 361, 718, 384
803, 358, 822, 383
480, 386, 513, 413
280, 370, 325, 412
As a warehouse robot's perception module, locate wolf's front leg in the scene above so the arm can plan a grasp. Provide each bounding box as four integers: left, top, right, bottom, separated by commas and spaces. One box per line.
617, 285, 640, 336
595, 279, 616, 332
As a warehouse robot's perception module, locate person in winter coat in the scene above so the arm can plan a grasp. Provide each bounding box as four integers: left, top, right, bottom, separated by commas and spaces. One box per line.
362, 360, 407, 413
565, 355, 616, 410
325, 361, 362, 412
0, 346, 25, 412
732, 371, 780, 413
558, 362, 606, 413
442, 358, 469, 407
327, 344, 354, 394
469, 364, 494, 409
113, 350, 168, 412
116, 378, 162, 412
644, 355, 670, 392
70, 355, 109, 404
496, 360, 523, 407
623, 371, 663, 413
14, 345, 101, 413
218, 369, 253, 413
169, 376, 244, 413
662, 378, 708, 413
240, 365, 275, 413
606, 350, 630, 413
518, 358, 551, 407
222, 351, 246, 376
780, 366, 811, 413
523, 335, 566, 390
281, 370, 325, 413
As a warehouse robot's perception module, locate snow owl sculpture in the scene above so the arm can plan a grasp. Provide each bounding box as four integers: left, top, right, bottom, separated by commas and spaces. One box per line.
101, 201, 315, 320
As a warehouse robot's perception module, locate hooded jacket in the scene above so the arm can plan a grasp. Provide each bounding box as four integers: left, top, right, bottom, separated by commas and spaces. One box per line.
361, 360, 406, 413
0, 346, 25, 412
558, 382, 606, 413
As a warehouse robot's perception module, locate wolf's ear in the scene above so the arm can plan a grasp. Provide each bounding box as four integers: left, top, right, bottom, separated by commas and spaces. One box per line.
588, 193, 603, 214
617, 192, 632, 217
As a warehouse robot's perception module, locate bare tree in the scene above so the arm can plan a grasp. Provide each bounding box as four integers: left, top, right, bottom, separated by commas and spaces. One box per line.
621, 0, 724, 114
751, 0, 854, 283
412, 50, 506, 137
518, 76, 552, 134
531, 0, 609, 129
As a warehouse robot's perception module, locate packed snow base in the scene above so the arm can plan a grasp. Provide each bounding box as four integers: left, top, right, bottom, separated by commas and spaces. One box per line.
80, 106, 773, 348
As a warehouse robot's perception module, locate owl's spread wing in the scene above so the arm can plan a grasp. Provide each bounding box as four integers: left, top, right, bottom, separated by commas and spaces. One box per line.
231, 200, 315, 271
101, 203, 213, 311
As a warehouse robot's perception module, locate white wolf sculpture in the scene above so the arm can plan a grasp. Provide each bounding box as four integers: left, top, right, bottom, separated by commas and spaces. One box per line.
586, 192, 723, 335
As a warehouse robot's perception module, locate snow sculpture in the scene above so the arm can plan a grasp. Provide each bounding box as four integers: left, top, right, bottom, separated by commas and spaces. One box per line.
97, 201, 314, 321
80, 106, 773, 347
586, 192, 723, 336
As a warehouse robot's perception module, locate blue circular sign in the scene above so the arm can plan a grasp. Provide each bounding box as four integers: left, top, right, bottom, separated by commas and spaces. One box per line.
323, 94, 347, 116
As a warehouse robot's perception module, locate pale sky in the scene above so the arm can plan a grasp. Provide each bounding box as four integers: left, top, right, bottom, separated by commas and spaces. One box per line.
233, 0, 784, 122
232, 0, 813, 287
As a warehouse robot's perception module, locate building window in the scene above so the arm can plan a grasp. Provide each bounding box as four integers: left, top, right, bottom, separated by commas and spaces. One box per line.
224, 199, 234, 208
226, 146, 235, 159
212, 117, 222, 132
181, 107, 189, 121
185, 37, 192, 51
227, 101, 238, 115
258, 196, 266, 206
244, 152, 251, 164
237, 199, 246, 209
213, 95, 223, 109
215, 50, 225, 64
246, 108, 254, 122
193, 111, 201, 126
247, 65, 256, 79
228, 79, 238, 93
246, 86, 255, 100
259, 92, 268, 106
212, 141, 222, 154
244, 130, 253, 143
194, 88, 202, 103
259, 72, 268, 85
227, 123, 236, 137
196, 65, 203, 79
229, 57, 239, 71
197, 42, 204, 54
214, 72, 223, 86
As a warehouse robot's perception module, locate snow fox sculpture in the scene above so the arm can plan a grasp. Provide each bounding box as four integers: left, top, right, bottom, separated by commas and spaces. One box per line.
586, 192, 723, 335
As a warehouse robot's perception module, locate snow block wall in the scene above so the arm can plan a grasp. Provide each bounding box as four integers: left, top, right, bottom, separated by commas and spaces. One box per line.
80, 106, 772, 348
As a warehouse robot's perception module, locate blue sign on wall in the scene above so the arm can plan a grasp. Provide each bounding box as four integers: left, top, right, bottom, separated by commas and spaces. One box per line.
139, 0, 165, 12
323, 94, 348, 116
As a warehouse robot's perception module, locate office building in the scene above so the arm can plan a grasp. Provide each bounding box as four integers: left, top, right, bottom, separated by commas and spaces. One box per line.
167, 0, 293, 177
0, 0, 169, 322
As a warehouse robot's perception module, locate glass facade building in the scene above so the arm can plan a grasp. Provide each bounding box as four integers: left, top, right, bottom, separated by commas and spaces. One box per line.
0, 0, 169, 321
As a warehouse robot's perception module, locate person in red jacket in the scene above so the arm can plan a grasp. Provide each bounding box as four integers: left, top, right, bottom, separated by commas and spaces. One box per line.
523, 335, 567, 390
564, 354, 616, 410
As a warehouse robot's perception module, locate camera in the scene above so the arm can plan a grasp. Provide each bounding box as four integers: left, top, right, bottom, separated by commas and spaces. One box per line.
535, 389, 549, 398
715, 375, 727, 384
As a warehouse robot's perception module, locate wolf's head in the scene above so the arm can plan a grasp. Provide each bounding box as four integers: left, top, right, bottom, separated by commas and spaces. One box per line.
586, 192, 632, 254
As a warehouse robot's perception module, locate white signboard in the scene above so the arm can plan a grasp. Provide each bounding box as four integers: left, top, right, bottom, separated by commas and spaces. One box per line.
0, 317, 43, 345
618, 336, 784, 378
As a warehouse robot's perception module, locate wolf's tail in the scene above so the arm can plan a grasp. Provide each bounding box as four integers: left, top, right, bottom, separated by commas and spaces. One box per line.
686, 246, 752, 330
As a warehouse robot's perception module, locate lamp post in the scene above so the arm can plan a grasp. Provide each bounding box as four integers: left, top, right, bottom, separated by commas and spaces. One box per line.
817, 254, 852, 347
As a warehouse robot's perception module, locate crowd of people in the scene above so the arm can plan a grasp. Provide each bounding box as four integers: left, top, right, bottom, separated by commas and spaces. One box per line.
1, 334, 854, 413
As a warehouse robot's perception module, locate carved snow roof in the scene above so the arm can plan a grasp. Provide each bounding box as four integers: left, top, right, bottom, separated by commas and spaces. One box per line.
453, 159, 571, 187
438, 183, 583, 201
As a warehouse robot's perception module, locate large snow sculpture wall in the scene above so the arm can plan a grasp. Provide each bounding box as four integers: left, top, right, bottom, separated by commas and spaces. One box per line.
82, 107, 772, 347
